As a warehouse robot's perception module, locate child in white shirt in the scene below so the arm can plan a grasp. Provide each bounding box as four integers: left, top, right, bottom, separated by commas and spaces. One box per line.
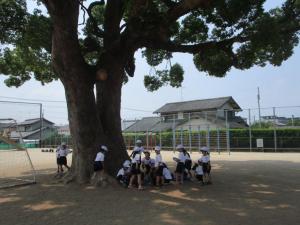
174, 144, 186, 184
162, 163, 173, 184
200, 146, 212, 184
141, 151, 155, 185
117, 160, 131, 187
154, 146, 164, 187
128, 148, 143, 190
93, 145, 108, 181
57, 142, 70, 173
192, 159, 204, 184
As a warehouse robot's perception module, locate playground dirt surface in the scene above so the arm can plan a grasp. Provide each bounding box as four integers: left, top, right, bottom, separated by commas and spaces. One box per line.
0, 150, 300, 225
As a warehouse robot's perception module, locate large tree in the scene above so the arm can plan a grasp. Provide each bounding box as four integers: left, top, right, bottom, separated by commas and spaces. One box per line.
1, 0, 300, 183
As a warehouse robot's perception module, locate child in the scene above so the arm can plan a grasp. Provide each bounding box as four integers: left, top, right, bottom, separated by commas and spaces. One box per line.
141, 151, 155, 185
200, 146, 212, 184
184, 149, 192, 180
162, 163, 173, 184
55, 146, 61, 173
154, 146, 164, 187
57, 142, 71, 173
174, 144, 186, 184
93, 145, 108, 181
128, 148, 144, 190
132, 139, 144, 154
117, 160, 131, 187
192, 158, 204, 185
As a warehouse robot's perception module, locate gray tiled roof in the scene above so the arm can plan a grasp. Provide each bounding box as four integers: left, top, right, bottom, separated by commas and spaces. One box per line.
154, 96, 241, 114
17, 118, 54, 126
124, 117, 161, 132
10, 127, 49, 139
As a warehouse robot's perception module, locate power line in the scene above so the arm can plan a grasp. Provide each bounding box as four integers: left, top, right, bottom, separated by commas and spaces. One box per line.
0, 95, 153, 113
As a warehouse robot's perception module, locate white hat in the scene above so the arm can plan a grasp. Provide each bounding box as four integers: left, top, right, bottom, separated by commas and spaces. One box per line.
100, 145, 108, 151
61, 142, 66, 146
123, 160, 131, 168
154, 146, 161, 151
176, 144, 184, 150
200, 146, 209, 152
136, 140, 142, 144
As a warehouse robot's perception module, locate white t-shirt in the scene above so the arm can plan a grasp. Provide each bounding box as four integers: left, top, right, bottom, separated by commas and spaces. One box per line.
142, 158, 155, 166
163, 168, 172, 180
178, 152, 186, 163
132, 153, 141, 163
117, 168, 124, 177
195, 165, 204, 175
201, 155, 210, 163
58, 147, 69, 157
95, 152, 104, 162
133, 146, 144, 153
155, 154, 163, 167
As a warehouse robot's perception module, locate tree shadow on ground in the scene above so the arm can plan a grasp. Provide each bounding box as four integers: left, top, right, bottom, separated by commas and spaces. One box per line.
0, 160, 300, 225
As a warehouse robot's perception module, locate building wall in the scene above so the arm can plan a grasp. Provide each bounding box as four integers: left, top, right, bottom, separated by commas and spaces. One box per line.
175, 118, 226, 131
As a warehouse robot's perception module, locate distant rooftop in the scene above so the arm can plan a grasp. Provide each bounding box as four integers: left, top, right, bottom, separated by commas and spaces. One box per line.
154, 96, 241, 114
17, 118, 54, 126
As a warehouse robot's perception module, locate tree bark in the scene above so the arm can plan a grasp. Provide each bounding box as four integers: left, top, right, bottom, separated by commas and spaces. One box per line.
96, 54, 129, 176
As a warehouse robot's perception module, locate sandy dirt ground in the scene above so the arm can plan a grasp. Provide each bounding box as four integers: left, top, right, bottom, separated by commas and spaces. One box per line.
0, 149, 300, 225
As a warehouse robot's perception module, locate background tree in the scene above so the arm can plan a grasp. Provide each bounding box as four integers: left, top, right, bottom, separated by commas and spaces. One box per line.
1, 0, 300, 183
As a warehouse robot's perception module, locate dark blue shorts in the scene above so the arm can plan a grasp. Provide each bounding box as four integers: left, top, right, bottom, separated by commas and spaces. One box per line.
94, 161, 104, 171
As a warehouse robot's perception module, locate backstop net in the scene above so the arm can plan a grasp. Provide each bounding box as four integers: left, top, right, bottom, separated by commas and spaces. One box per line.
0, 101, 40, 188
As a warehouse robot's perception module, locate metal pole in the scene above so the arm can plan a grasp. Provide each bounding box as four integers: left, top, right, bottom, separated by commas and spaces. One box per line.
198, 125, 201, 149
257, 87, 262, 128
134, 118, 137, 144
206, 125, 210, 149
189, 124, 192, 153
248, 108, 252, 152
225, 110, 231, 155
39, 104, 42, 148
217, 127, 220, 154
180, 127, 183, 145
172, 114, 176, 152
159, 117, 162, 147
273, 107, 277, 152
146, 129, 149, 151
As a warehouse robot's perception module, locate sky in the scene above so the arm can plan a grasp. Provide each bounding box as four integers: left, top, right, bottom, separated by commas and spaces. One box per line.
0, 0, 300, 125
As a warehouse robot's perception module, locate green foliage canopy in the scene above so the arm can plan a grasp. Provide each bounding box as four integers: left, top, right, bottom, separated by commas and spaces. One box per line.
0, 0, 299, 89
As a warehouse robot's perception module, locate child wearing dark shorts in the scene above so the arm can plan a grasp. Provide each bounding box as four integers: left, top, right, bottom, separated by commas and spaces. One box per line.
200, 146, 212, 184
128, 148, 143, 190
92, 145, 108, 181
175, 144, 186, 184
154, 146, 164, 187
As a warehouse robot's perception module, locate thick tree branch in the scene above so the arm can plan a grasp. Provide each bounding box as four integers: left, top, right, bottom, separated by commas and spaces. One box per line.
167, 0, 212, 22
78, 0, 105, 37
145, 36, 248, 54
104, 0, 124, 39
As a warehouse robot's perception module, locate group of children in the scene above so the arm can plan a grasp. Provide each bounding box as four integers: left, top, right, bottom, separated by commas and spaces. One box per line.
113, 140, 212, 190
56, 140, 212, 189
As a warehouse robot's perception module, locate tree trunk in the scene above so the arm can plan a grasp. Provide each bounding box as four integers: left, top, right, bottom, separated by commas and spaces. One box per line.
96, 56, 129, 175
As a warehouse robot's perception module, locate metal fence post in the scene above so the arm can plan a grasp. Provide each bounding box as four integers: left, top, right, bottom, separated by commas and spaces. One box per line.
172, 114, 176, 152
159, 117, 162, 147
217, 127, 220, 154
180, 127, 183, 145
198, 125, 201, 150
206, 125, 210, 149
189, 124, 192, 153
273, 107, 277, 152
248, 108, 252, 152
225, 110, 231, 155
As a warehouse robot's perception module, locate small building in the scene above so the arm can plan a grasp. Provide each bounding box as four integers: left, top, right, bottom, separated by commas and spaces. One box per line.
57, 125, 70, 136
124, 97, 248, 133
7, 118, 56, 142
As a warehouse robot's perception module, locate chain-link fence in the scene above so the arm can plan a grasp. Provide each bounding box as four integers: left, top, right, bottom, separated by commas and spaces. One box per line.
122, 106, 300, 153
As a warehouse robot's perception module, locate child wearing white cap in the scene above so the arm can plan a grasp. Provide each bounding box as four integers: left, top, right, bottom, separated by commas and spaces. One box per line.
57, 142, 70, 174
154, 146, 164, 187
132, 139, 144, 154
141, 151, 155, 185
128, 147, 144, 190
192, 158, 204, 185
200, 146, 212, 184
174, 144, 186, 184
116, 160, 131, 187
92, 145, 108, 181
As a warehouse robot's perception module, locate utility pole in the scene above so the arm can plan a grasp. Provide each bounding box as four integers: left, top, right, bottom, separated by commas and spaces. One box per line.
257, 87, 262, 128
